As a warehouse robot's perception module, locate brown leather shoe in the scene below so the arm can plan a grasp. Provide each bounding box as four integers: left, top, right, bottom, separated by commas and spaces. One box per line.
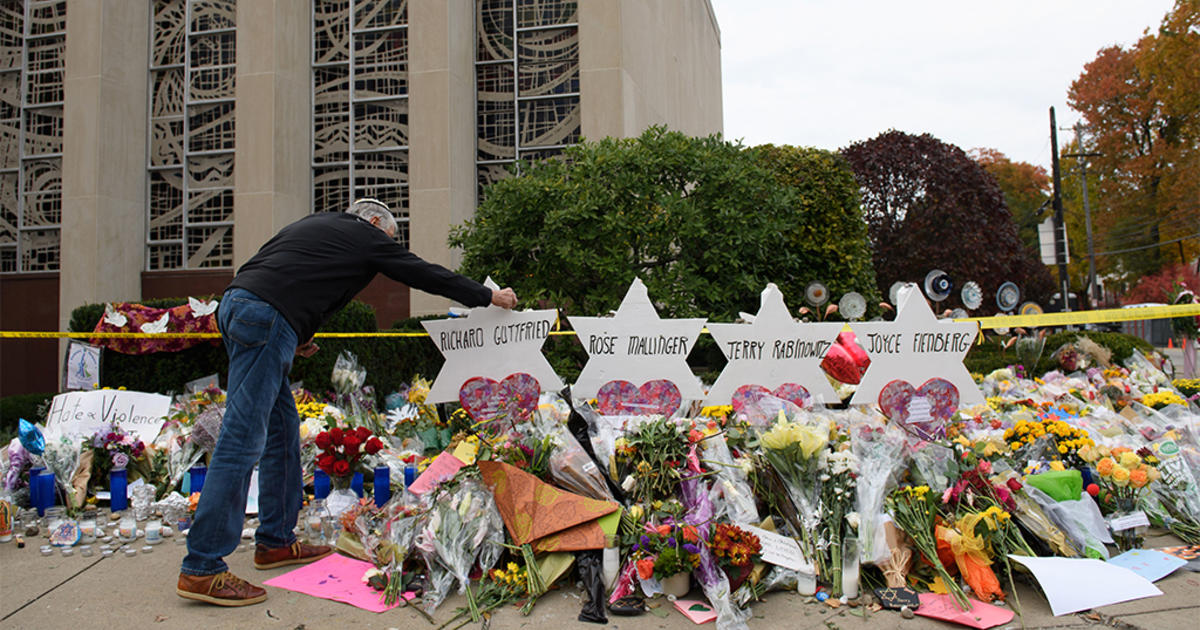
176, 571, 267, 606
253, 540, 332, 569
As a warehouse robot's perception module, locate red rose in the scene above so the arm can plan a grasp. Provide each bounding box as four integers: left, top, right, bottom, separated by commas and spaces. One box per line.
355, 426, 371, 441
317, 454, 336, 474
344, 442, 360, 458
330, 427, 344, 446
1086, 483, 1100, 497
343, 434, 361, 451
332, 460, 350, 476
1006, 478, 1023, 493
364, 437, 384, 455
315, 432, 333, 450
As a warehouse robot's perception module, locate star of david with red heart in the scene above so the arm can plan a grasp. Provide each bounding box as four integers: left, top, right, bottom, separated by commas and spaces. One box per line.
459, 373, 541, 431
595, 380, 682, 417
877, 378, 959, 441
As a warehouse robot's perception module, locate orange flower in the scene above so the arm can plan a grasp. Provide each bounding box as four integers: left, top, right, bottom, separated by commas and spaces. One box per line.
681, 525, 699, 543
655, 524, 671, 536
1129, 467, 1149, 489
1096, 457, 1115, 477
636, 557, 656, 580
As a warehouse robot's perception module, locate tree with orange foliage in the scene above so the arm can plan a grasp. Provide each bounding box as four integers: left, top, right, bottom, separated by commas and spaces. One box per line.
971, 148, 1051, 256
1067, 0, 1199, 288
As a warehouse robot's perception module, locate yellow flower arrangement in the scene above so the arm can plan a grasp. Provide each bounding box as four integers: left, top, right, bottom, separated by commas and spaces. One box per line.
1003, 416, 1094, 466
1142, 390, 1187, 410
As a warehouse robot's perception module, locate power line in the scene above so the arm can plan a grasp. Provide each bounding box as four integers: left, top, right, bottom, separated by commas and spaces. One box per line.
1093, 232, 1200, 257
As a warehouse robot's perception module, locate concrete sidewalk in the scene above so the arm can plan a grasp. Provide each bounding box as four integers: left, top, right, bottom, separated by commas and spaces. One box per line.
3, 528, 1199, 630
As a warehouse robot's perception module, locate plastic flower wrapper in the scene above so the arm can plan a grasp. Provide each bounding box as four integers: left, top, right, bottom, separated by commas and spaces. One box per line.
40, 432, 83, 513
755, 410, 830, 571
331, 350, 376, 415
680, 476, 752, 630
413, 476, 504, 613
850, 421, 906, 564
700, 429, 759, 526
539, 414, 613, 501
153, 420, 207, 498
906, 438, 957, 494
3, 439, 32, 494
1143, 436, 1200, 543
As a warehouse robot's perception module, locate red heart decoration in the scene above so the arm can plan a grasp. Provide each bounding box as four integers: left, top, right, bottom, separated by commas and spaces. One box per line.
878, 378, 958, 440
730, 383, 812, 426
596, 380, 682, 417
459, 373, 541, 430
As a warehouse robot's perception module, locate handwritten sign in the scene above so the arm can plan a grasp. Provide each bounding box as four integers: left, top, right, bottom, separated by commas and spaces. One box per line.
422, 278, 563, 403
849, 285, 983, 407
745, 525, 811, 572
44, 389, 170, 444
569, 278, 706, 401
706, 284, 842, 406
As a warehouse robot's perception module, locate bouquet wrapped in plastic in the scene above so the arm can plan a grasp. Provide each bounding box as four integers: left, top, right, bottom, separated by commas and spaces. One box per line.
414, 477, 504, 613
680, 476, 751, 630
851, 421, 906, 564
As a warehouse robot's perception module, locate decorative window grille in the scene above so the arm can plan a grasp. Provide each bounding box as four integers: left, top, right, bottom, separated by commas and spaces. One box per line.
475, 0, 579, 202
146, 0, 236, 270
312, 0, 410, 248
0, 0, 65, 273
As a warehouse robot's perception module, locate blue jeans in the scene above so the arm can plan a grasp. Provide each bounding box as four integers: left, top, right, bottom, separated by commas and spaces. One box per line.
181, 288, 303, 576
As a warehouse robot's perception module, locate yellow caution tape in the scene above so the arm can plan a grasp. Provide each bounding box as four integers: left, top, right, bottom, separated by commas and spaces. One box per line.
959, 302, 1200, 330
2, 303, 1197, 339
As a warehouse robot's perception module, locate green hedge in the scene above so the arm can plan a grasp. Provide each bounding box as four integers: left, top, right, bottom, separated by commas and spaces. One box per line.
0, 392, 54, 444
963, 330, 1155, 376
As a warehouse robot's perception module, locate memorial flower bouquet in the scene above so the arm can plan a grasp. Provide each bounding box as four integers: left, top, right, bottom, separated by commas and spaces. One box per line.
822, 443, 859, 596
756, 411, 830, 573
414, 476, 504, 613
1089, 447, 1161, 551
709, 522, 762, 589
614, 416, 690, 506
314, 425, 385, 485
630, 521, 703, 581
886, 485, 970, 610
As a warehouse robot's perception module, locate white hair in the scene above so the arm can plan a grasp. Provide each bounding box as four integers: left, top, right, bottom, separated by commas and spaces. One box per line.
346, 198, 398, 236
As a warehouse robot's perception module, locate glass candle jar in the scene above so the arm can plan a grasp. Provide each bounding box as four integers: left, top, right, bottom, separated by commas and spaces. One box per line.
79, 509, 98, 544
144, 519, 163, 545
117, 511, 137, 542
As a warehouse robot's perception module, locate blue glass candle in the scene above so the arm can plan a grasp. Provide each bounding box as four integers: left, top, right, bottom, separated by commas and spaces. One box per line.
351, 472, 364, 498
189, 466, 207, 494
313, 469, 330, 500
404, 464, 418, 488
36, 472, 56, 516
110, 468, 128, 512
28, 466, 45, 510
374, 466, 391, 507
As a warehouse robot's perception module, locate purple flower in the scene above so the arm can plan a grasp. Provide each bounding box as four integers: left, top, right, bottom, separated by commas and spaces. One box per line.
682, 543, 700, 555
111, 452, 129, 470
631, 543, 640, 552
666, 537, 676, 547
640, 535, 650, 546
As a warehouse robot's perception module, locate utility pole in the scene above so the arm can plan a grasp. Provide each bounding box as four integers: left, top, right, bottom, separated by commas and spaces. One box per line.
1049, 107, 1071, 312
1065, 122, 1102, 306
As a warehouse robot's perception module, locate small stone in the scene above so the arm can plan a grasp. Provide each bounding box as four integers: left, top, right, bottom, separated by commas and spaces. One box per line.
824, 598, 841, 609
109, 512, 120, 521
162, 526, 174, 537
141, 545, 154, 554
24, 525, 39, 537
900, 606, 914, 619
123, 548, 137, 557
241, 528, 254, 539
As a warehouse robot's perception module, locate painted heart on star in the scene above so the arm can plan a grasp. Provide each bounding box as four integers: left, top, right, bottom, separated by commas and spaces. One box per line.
877, 378, 959, 440
459, 373, 541, 429
596, 379, 682, 417
731, 383, 812, 413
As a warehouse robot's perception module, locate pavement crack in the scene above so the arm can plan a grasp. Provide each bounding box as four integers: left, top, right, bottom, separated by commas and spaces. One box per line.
0, 556, 106, 623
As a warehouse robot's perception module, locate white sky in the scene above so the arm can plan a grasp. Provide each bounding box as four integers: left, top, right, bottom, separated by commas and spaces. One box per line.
707, 0, 1175, 170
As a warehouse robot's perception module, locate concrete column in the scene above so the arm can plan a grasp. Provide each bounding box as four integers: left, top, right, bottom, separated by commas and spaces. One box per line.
60, 0, 150, 333
408, 0, 477, 316
233, 0, 312, 266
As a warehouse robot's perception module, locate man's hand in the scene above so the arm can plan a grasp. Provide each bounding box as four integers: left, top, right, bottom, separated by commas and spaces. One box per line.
491, 287, 518, 309
295, 339, 320, 358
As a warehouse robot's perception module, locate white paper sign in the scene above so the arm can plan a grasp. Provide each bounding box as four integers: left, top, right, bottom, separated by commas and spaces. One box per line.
63, 341, 101, 391
422, 278, 564, 403
1110, 511, 1151, 532
705, 284, 842, 406
848, 285, 984, 406
44, 389, 171, 444
745, 525, 811, 572
568, 278, 706, 401
1008, 555, 1162, 616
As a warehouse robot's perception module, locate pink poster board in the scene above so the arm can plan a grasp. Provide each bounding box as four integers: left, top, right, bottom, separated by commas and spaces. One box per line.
263, 554, 399, 613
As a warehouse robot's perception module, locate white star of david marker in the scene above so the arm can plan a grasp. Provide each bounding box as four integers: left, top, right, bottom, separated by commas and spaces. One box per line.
422, 278, 564, 403
705, 284, 843, 406
848, 285, 983, 407
569, 278, 707, 401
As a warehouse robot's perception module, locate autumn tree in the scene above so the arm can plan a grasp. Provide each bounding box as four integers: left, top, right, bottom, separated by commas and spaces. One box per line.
450, 126, 878, 322
1067, 0, 1200, 287
841, 131, 1054, 313
971, 148, 1050, 254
